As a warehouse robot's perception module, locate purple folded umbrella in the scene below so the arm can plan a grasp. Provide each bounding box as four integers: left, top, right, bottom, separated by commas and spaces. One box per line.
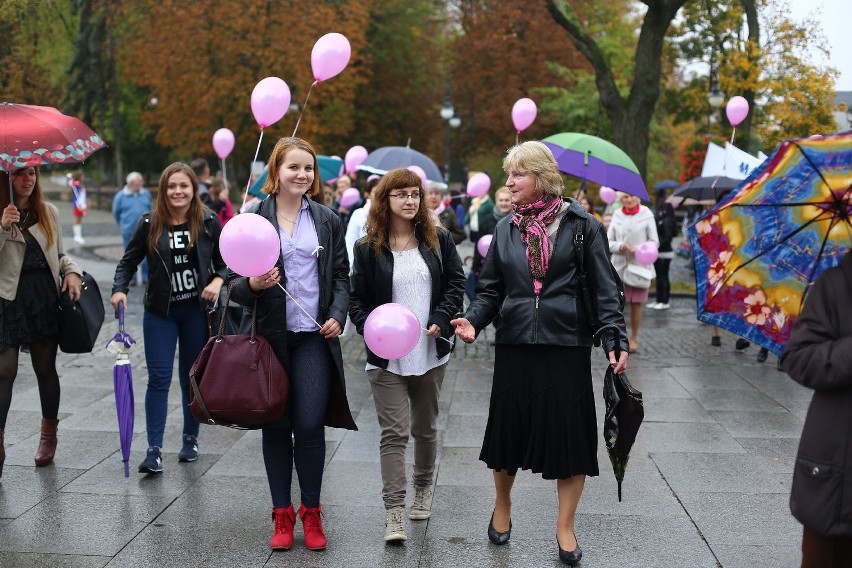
106, 303, 136, 477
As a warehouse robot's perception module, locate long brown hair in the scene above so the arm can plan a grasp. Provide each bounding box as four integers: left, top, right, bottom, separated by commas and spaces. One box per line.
261, 137, 322, 198
147, 162, 205, 253
0, 167, 56, 247
365, 168, 438, 252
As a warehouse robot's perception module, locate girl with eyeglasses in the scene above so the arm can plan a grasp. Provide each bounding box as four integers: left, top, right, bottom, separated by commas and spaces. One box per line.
349, 168, 465, 543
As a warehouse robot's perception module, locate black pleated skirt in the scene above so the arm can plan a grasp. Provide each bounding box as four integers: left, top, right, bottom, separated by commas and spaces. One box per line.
479, 344, 599, 480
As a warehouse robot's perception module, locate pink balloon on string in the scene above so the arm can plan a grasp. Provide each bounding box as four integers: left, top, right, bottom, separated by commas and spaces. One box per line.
512, 98, 537, 132
599, 186, 617, 204
364, 303, 421, 360
251, 77, 291, 129
220, 213, 280, 277
635, 241, 659, 265
339, 187, 361, 208
212, 128, 235, 159
725, 96, 749, 127
466, 172, 491, 197
476, 234, 493, 257
407, 165, 427, 187
345, 145, 368, 175
311, 33, 352, 82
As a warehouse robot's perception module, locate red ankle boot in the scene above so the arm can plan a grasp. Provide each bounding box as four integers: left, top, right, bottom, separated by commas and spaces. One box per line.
270, 504, 296, 550
299, 504, 327, 550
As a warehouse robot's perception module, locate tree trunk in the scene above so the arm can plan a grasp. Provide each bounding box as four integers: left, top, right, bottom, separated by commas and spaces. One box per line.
739, 0, 759, 152
547, 0, 687, 182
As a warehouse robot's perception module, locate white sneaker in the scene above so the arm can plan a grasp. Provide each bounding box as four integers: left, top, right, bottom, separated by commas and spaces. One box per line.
645, 301, 659, 309
653, 303, 670, 310
409, 485, 433, 520
384, 507, 407, 542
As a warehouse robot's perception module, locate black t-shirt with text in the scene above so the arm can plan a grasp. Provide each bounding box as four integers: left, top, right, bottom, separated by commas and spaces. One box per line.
168, 223, 201, 304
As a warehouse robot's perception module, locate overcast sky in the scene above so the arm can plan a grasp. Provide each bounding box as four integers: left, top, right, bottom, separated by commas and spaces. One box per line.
786, 0, 851, 91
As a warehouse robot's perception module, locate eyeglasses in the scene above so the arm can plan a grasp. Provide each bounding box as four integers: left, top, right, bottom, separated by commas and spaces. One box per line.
389, 191, 421, 201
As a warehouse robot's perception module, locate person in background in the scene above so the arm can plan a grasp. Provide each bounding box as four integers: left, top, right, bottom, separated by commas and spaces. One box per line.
112, 171, 153, 286
579, 196, 602, 221
209, 179, 235, 227
68, 170, 88, 244
349, 168, 465, 543
451, 141, 628, 566
648, 190, 677, 310
322, 183, 335, 208
425, 182, 465, 245
608, 191, 659, 353
190, 158, 214, 208
110, 162, 227, 475
469, 186, 512, 304
601, 212, 613, 231
228, 136, 357, 552
0, 167, 83, 477
341, 175, 380, 338
466, 190, 494, 244
780, 249, 852, 568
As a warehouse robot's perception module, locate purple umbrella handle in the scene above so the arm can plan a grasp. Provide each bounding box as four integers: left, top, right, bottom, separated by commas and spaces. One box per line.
117, 302, 125, 333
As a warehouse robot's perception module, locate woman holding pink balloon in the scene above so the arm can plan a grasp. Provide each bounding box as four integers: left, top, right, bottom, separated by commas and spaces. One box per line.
226, 137, 357, 552
451, 141, 628, 566
349, 168, 465, 543
110, 162, 228, 474
607, 192, 659, 353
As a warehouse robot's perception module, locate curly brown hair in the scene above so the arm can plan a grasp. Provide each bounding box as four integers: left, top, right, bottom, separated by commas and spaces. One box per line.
365, 168, 438, 252
261, 137, 321, 198
147, 162, 206, 253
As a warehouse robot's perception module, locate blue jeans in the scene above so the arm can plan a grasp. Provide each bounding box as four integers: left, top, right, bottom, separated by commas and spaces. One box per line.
263, 331, 332, 508
123, 232, 148, 282
142, 302, 208, 448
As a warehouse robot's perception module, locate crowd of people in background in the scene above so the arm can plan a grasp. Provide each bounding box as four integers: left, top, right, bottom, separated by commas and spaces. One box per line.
2, 138, 812, 565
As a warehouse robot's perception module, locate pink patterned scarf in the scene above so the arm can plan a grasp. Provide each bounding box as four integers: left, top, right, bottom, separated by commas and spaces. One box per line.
512, 194, 562, 295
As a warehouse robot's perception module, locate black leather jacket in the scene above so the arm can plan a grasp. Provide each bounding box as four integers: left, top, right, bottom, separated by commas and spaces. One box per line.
465, 199, 628, 354
349, 227, 466, 369
112, 211, 227, 317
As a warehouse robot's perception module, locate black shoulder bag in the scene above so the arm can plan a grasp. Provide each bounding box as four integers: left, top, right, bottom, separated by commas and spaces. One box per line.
57, 271, 106, 353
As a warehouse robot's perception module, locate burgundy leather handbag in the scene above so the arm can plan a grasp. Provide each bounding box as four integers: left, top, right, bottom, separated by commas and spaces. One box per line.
189, 282, 288, 429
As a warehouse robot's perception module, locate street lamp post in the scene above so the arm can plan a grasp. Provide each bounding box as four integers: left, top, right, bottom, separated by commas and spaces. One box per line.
440, 80, 461, 183
707, 63, 725, 131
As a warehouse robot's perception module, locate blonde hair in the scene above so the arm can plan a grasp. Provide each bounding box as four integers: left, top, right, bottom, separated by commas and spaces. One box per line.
502, 141, 564, 198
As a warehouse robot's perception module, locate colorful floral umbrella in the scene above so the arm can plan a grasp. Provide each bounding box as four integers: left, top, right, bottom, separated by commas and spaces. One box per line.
542, 132, 649, 200
688, 132, 852, 356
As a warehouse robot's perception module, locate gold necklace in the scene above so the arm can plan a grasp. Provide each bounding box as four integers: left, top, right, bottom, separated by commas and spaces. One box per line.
276, 211, 297, 224
391, 232, 414, 251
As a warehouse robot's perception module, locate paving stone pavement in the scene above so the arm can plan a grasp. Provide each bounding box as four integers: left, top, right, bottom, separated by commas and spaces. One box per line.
0, 204, 808, 567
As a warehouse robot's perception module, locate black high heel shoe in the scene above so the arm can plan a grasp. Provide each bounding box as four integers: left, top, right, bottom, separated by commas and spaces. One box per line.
557, 532, 583, 566
487, 511, 511, 545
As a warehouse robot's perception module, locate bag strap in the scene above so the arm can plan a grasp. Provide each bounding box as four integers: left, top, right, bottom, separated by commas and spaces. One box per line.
573, 215, 601, 333
216, 280, 258, 342
188, 372, 214, 424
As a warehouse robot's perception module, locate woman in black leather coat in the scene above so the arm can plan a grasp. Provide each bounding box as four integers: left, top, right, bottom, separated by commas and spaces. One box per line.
452, 141, 628, 566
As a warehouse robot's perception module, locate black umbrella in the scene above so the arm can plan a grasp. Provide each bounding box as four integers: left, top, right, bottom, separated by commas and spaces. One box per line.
596, 325, 644, 501
667, 176, 741, 206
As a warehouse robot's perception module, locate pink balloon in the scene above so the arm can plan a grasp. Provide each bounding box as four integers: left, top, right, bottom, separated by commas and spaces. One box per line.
212, 128, 235, 160
311, 33, 351, 82
599, 186, 616, 204
726, 96, 749, 127
251, 77, 291, 129
466, 172, 491, 197
364, 303, 420, 360
345, 145, 368, 175
476, 234, 493, 257
407, 165, 427, 187
220, 213, 280, 277
339, 187, 361, 208
635, 241, 659, 265
512, 98, 537, 132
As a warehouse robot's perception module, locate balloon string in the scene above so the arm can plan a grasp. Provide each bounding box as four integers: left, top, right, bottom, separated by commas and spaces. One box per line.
422, 328, 453, 344
243, 129, 265, 209
276, 282, 322, 328
730, 127, 736, 144
515, 132, 519, 145
221, 158, 228, 191
292, 81, 317, 138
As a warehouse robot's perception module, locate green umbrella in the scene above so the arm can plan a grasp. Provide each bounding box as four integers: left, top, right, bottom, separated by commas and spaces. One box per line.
542, 132, 649, 200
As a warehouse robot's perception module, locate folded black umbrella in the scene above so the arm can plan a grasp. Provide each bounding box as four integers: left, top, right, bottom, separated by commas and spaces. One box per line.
596, 325, 644, 501
667, 176, 741, 206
